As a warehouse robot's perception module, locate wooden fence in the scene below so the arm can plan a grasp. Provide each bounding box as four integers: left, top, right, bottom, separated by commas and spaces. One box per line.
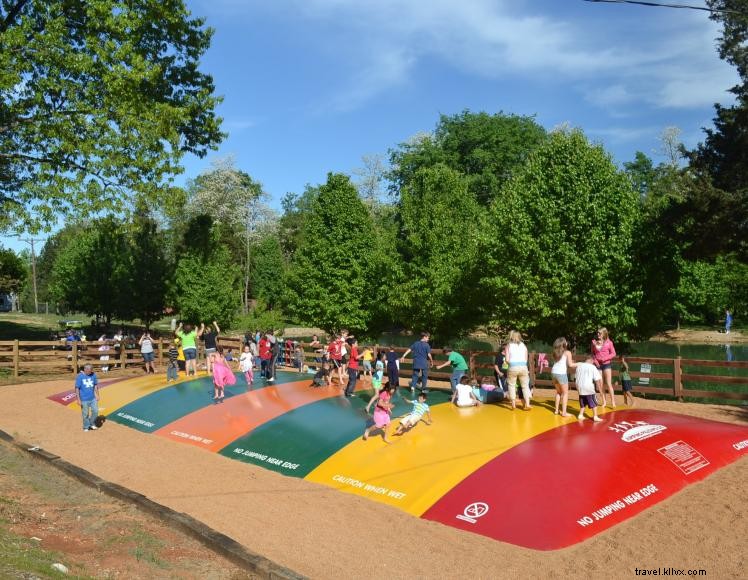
0, 340, 169, 377
215, 338, 748, 404
2, 338, 747, 403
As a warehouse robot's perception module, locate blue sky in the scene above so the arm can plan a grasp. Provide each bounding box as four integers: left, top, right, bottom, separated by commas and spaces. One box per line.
2, 0, 737, 252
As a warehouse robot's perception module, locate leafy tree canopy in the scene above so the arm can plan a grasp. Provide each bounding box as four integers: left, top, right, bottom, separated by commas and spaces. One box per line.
481, 129, 641, 344
0, 0, 223, 231
684, 1, 748, 260
391, 164, 482, 339
284, 173, 377, 334
172, 243, 241, 328
249, 231, 286, 311
0, 245, 25, 294
390, 110, 546, 204
49, 218, 130, 322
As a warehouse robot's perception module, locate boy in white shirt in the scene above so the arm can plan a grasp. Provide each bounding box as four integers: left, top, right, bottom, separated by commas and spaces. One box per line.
574, 355, 603, 422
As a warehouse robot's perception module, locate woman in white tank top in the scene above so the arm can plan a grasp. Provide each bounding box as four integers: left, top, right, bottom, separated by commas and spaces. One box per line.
503, 330, 531, 410
551, 337, 576, 417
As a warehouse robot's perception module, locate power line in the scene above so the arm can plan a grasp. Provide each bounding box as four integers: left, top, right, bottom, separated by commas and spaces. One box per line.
582, 1, 747, 15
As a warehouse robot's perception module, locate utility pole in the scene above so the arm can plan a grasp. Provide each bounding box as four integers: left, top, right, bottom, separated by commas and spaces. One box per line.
17, 237, 44, 314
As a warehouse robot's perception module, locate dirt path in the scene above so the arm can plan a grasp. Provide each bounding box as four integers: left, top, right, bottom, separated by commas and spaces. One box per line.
0, 379, 745, 579
651, 328, 747, 344
0, 438, 254, 579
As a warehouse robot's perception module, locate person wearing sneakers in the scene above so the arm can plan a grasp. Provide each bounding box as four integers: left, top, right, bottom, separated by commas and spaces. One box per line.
574, 354, 603, 422
75, 364, 100, 431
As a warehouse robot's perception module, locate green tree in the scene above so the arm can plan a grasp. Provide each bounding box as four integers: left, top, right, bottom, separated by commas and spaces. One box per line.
391, 164, 482, 339
181, 157, 273, 312
18, 226, 77, 311
171, 220, 240, 327
277, 185, 320, 258
124, 211, 171, 328
481, 129, 640, 344
390, 110, 546, 204
0, 245, 24, 294
284, 173, 376, 334
0, 0, 223, 230
249, 232, 286, 310
684, 1, 748, 261
49, 218, 130, 322
623, 151, 683, 337
671, 254, 748, 327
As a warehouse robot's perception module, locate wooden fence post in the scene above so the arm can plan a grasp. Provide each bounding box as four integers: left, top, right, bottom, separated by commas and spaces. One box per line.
529, 351, 536, 386
158, 338, 164, 366
120, 344, 127, 370
72, 342, 78, 374
468, 350, 476, 382
673, 356, 683, 402
12, 339, 19, 379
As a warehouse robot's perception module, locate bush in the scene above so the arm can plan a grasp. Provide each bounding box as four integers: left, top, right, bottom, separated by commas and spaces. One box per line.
233, 300, 286, 334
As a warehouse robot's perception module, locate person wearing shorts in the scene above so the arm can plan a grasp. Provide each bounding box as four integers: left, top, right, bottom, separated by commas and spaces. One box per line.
574, 355, 603, 422
176, 322, 199, 376
395, 392, 432, 436
551, 337, 576, 417
201, 321, 220, 374
327, 335, 344, 386
139, 330, 156, 374
619, 355, 634, 406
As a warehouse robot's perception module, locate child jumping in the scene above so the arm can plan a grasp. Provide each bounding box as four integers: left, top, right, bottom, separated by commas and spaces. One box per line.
239, 344, 254, 386
364, 383, 394, 443
394, 392, 433, 436
211, 347, 236, 404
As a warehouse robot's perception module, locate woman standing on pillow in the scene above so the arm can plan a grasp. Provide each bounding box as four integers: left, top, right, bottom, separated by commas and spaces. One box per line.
591, 327, 616, 408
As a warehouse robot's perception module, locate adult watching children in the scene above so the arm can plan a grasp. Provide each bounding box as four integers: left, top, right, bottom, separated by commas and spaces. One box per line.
504, 330, 531, 410
75, 364, 100, 431
401, 332, 433, 394
591, 327, 616, 408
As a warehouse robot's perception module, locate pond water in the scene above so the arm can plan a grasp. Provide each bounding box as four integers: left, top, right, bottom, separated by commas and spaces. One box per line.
370, 333, 748, 362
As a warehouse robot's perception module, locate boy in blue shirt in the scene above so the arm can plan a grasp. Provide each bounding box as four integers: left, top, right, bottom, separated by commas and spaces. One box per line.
75, 364, 100, 431
394, 392, 433, 436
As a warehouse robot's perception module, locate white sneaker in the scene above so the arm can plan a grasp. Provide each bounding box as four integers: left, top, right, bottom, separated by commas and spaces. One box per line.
89, 425, 97, 430
593, 416, 603, 423
83, 428, 88, 431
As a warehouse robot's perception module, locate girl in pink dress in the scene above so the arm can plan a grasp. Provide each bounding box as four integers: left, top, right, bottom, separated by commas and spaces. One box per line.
363, 383, 393, 443
591, 327, 616, 408
211, 347, 236, 404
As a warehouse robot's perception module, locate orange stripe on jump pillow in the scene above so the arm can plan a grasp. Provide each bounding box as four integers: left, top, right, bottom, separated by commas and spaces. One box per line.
154, 379, 356, 452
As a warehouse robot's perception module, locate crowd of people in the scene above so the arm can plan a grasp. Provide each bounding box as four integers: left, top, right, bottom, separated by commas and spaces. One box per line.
75, 322, 634, 438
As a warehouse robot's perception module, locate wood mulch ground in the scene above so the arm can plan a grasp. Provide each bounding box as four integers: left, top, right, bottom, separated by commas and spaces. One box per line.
0, 379, 745, 579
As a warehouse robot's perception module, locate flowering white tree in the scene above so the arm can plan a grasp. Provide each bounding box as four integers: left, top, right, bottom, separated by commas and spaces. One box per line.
185, 156, 276, 312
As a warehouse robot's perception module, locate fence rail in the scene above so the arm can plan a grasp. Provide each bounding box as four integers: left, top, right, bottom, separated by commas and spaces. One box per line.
2, 338, 747, 403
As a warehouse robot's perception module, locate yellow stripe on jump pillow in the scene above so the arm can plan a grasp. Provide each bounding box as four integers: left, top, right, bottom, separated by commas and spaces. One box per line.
305, 399, 610, 516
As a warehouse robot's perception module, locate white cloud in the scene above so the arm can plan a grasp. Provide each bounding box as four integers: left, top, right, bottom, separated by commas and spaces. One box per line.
200, 0, 738, 112
587, 126, 659, 144
224, 118, 257, 132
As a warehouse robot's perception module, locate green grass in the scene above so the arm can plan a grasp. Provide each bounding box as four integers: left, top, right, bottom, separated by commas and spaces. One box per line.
0, 525, 91, 579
